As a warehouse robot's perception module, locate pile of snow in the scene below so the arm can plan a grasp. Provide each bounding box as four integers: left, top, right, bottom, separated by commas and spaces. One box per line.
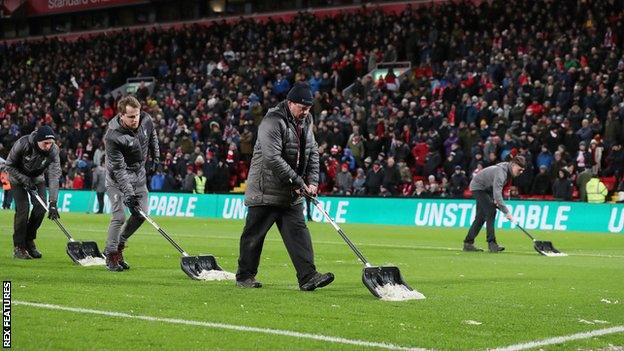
196, 269, 236, 281
543, 252, 568, 257
375, 284, 425, 302
601, 298, 620, 304
76, 256, 106, 266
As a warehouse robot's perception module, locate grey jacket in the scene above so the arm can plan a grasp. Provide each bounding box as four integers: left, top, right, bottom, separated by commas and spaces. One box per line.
245, 100, 319, 207
4, 132, 61, 202
92, 165, 107, 193
469, 161, 512, 214
104, 112, 159, 201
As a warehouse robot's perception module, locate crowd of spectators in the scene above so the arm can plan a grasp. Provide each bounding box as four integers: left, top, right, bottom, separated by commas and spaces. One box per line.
1, 0, 624, 202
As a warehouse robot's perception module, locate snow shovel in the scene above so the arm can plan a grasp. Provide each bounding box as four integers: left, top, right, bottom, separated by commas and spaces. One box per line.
30, 190, 105, 266
306, 195, 424, 301
497, 206, 567, 257
137, 209, 235, 281
515, 223, 567, 257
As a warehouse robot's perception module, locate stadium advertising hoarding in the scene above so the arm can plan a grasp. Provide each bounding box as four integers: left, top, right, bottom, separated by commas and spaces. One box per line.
2, 190, 622, 234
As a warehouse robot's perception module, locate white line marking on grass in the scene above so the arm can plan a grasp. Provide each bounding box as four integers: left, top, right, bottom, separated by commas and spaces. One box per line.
14, 300, 430, 351
489, 325, 624, 351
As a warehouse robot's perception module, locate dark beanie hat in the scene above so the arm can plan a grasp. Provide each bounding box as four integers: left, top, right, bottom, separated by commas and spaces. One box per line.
286, 82, 313, 106
35, 125, 56, 142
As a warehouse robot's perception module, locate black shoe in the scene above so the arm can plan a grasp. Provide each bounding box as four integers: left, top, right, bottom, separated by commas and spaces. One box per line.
488, 242, 505, 253
117, 242, 130, 270
300, 272, 334, 291
105, 252, 124, 272
26, 240, 42, 259
14, 247, 33, 260
463, 243, 484, 252
236, 277, 262, 288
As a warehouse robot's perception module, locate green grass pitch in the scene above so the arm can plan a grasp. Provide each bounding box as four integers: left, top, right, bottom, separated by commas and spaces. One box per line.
1, 210, 623, 350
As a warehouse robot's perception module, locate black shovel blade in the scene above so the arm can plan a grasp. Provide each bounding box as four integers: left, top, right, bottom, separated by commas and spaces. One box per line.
534, 240, 566, 256
66, 241, 87, 264
180, 255, 222, 280
362, 266, 412, 298
80, 241, 105, 259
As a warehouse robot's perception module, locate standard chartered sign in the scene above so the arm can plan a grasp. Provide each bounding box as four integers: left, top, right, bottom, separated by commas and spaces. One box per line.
10, 190, 622, 234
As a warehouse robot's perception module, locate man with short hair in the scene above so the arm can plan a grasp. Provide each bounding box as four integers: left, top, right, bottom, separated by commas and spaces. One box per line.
104, 95, 160, 271
4, 125, 61, 259
463, 156, 526, 252
237, 82, 334, 291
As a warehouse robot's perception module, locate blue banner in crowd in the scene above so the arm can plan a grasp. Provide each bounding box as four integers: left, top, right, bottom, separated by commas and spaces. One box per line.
1, 190, 623, 234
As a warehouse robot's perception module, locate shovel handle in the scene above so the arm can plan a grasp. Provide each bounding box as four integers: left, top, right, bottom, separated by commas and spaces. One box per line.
28, 189, 75, 242
495, 205, 536, 241
138, 210, 189, 256
305, 194, 371, 266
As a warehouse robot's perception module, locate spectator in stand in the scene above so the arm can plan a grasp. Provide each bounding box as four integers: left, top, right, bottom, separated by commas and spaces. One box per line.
450, 166, 468, 198
150, 166, 165, 192
552, 169, 573, 201
92, 158, 107, 213
586, 175, 609, 203
531, 165, 552, 195
334, 163, 353, 195
577, 167, 594, 202
352, 168, 366, 195
365, 161, 384, 195
382, 157, 401, 195
536, 145, 554, 171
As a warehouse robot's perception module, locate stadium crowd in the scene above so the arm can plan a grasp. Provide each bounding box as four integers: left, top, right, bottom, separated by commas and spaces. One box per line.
1, 0, 624, 202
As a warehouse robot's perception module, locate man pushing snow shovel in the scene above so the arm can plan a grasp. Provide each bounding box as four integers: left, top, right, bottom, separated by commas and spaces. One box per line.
103, 95, 160, 272
4, 125, 61, 259
236, 82, 334, 291
463, 155, 526, 253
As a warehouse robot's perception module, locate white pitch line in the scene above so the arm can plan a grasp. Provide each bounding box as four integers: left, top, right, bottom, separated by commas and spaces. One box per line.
13, 300, 430, 351
489, 325, 624, 351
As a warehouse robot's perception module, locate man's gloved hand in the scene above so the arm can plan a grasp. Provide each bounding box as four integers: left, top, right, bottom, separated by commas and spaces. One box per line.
24, 179, 38, 192
123, 195, 142, 217
48, 201, 60, 220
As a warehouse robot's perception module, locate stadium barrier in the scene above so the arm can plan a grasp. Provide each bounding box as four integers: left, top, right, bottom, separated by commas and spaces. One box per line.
2, 190, 622, 234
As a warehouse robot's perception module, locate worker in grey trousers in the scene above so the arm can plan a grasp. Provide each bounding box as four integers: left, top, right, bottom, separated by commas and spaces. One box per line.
463, 156, 526, 253
104, 95, 159, 271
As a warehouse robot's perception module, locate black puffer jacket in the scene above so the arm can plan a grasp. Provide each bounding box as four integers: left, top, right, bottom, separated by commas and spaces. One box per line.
245, 100, 319, 207
104, 112, 159, 200
4, 131, 61, 202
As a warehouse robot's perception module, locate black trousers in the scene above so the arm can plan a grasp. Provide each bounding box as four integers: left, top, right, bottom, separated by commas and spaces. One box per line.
2, 189, 12, 209
464, 190, 498, 244
12, 184, 47, 248
96, 192, 105, 214
237, 203, 317, 285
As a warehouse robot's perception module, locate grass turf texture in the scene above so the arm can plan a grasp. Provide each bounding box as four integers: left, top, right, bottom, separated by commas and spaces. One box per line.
1, 210, 623, 351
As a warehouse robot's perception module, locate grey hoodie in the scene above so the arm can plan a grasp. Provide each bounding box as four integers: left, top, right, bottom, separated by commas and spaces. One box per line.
469, 162, 512, 214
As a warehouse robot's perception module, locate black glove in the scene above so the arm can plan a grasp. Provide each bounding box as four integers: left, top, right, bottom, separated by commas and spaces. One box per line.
48, 201, 60, 220
24, 179, 38, 192
123, 195, 142, 217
